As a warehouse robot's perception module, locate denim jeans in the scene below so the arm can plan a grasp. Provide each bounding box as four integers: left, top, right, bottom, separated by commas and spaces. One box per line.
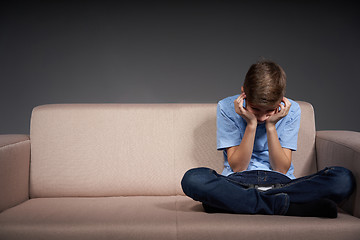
181, 166, 355, 215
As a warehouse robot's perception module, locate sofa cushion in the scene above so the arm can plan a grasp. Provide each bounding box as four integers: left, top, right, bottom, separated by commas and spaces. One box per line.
0, 196, 178, 240
292, 101, 317, 177
174, 196, 360, 240
30, 104, 224, 197
29, 102, 316, 198
1, 196, 359, 240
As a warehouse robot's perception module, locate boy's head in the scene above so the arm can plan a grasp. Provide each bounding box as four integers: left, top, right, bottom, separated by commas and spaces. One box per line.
243, 60, 286, 108
242, 60, 287, 123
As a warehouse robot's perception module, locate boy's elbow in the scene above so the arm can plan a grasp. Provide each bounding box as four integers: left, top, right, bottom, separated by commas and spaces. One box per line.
228, 160, 248, 173
277, 169, 289, 175
231, 166, 248, 173
274, 165, 291, 175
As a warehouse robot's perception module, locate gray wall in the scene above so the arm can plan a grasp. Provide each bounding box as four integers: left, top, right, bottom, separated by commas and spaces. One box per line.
1, 0, 359, 134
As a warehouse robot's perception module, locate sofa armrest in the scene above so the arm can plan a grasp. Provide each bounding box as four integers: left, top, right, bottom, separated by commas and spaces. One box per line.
0, 135, 30, 213
316, 130, 360, 218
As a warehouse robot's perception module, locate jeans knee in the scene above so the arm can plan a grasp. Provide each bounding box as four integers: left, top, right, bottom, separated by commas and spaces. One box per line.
326, 166, 355, 200
181, 168, 197, 192
181, 167, 214, 197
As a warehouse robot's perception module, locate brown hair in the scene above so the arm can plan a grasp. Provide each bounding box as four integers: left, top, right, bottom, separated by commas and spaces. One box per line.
243, 60, 286, 107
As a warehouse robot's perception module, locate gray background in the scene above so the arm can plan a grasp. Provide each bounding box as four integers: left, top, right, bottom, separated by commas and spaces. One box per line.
1, 0, 359, 134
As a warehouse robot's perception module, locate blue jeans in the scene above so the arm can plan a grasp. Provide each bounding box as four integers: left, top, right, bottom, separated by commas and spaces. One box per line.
181, 166, 355, 215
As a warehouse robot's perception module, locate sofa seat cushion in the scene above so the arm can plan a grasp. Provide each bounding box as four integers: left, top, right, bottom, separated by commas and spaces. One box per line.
175, 196, 360, 240
0, 196, 178, 240
1, 196, 360, 240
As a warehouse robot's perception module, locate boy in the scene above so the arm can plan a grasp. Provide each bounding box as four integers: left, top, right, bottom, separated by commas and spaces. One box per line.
181, 60, 355, 218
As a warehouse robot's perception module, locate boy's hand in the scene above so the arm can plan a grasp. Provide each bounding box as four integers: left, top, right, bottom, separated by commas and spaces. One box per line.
266, 97, 291, 126
234, 93, 257, 127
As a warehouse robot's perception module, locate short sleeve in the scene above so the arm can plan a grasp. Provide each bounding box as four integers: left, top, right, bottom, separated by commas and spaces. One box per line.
278, 101, 301, 151
216, 101, 242, 150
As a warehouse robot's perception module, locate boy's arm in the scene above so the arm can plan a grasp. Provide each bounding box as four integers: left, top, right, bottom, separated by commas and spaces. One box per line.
266, 97, 292, 174
227, 93, 257, 172
227, 124, 256, 172
266, 125, 292, 174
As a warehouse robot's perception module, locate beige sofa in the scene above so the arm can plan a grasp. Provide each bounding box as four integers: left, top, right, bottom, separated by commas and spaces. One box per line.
0, 102, 359, 240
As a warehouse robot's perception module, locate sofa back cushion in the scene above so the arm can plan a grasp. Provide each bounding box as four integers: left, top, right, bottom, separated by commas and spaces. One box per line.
30, 102, 316, 198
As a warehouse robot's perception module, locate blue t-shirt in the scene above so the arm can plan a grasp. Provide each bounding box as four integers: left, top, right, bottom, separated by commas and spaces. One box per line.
217, 94, 301, 179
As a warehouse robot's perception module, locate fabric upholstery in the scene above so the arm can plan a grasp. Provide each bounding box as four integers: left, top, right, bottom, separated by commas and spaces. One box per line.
29, 102, 315, 198
175, 196, 360, 240
1, 102, 359, 239
0, 135, 29, 148
1, 196, 359, 240
0, 196, 177, 240
316, 131, 360, 218
0, 135, 30, 213
292, 102, 317, 177
29, 104, 224, 197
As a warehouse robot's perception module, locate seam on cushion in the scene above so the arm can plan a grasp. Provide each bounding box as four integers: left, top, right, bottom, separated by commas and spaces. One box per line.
173, 107, 176, 196
175, 196, 179, 240
172, 109, 178, 240
316, 136, 360, 153
0, 139, 30, 150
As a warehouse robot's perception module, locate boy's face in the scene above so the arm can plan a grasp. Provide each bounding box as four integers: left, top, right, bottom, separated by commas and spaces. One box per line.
241, 86, 280, 123
246, 102, 279, 124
